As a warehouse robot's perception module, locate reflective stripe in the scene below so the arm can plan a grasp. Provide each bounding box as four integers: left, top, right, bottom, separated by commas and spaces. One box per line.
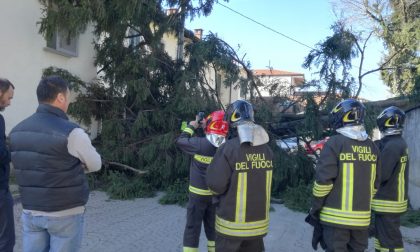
209, 189, 219, 195
320, 215, 370, 226
372, 199, 408, 213
398, 162, 406, 202
266, 170, 273, 219
183, 247, 199, 252
312, 181, 333, 197
320, 207, 370, 227
371, 163, 376, 198
235, 172, 248, 223
374, 238, 404, 251
183, 127, 194, 135
194, 154, 213, 164
208, 240, 215, 252
189, 185, 212, 196
215, 215, 269, 237
342, 163, 354, 211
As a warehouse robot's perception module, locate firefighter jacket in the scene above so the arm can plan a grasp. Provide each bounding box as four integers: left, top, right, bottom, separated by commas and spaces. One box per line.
206, 137, 274, 239
175, 125, 217, 196
372, 135, 409, 214
312, 134, 381, 229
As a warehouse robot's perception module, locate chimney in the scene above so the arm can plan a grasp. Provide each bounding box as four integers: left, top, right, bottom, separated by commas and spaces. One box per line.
166, 8, 178, 16
194, 29, 203, 40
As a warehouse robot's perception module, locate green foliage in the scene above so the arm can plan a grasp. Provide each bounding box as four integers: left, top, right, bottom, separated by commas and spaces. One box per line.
86, 169, 156, 199
270, 144, 315, 198
364, 103, 383, 136
39, 1, 238, 203
401, 209, 420, 228
280, 181, 313, 212
378, 0, 420, 97
159, 178, 189, 206
302, 96, 324, 140
303, 22, 358, 99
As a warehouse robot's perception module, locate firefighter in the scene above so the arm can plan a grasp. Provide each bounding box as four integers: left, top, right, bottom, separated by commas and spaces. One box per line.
206, 100, 274, 252
308, 98, 381, 251
176, 110, 229, 252
372, 106, 409, 252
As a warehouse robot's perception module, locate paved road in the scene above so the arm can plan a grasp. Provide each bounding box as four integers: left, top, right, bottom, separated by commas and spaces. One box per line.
12, 191, 420, 252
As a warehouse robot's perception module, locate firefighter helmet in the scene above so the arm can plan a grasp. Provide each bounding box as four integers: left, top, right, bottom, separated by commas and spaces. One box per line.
224, 100, 254, 127
329, 98, 365, 130
205, 110, 229, 137
376, 106, 405, 132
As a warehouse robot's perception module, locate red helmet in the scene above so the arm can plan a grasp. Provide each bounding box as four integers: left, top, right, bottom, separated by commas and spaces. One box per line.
205, 110, 229, 137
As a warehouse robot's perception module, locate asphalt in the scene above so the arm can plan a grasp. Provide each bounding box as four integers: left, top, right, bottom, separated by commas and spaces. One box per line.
12, 191, 420, 252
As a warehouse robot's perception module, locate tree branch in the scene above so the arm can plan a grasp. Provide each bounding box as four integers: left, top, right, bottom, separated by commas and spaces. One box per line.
360, 47, 405, 79
106, 161, 148, 175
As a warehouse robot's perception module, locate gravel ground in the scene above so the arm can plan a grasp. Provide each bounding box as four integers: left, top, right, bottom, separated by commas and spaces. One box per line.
11, 191, 420, 252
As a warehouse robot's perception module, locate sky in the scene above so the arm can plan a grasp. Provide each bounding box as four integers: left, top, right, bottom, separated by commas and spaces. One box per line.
185, 0, 393, 101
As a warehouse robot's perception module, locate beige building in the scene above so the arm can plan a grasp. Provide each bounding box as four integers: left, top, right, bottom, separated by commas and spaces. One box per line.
0, 0, 97, 134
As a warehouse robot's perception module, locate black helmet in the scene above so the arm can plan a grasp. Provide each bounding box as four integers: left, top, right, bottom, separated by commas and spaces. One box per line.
376, 106, 405, 132
225, 100, 254, 127
329, 98, 365, 130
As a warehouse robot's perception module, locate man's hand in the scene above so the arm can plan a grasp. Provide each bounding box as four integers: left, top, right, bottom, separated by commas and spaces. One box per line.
190, 115, 206, 129
189, 120, 199, 129
312, 222, 326, 250
305, 210, 326, 250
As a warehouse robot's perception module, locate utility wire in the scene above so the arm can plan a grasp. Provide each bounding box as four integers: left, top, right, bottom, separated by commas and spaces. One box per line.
217, 2, 315, 50
217, 2, 382, 78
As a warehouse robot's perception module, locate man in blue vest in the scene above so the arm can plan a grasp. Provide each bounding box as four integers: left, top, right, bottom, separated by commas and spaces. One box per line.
0, 78, 15, 252
10, 75, 102, 252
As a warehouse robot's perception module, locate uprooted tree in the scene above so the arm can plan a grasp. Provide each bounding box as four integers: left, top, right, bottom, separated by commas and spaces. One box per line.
37, 0, 317, 205
39, 0, 237, 200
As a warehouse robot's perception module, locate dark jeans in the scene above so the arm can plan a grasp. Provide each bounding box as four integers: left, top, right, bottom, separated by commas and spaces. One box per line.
323, 225, 368, 252
374, 214, 403, 251
0, 189, 15, 252
183, 194, 216, 249
215, 235, 264, 252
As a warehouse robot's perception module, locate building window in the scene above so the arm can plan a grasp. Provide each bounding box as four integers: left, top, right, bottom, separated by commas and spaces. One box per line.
45, 28, 79, 57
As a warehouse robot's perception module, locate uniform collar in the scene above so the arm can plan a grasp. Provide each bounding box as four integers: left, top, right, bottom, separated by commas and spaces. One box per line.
336, 125, 368, 141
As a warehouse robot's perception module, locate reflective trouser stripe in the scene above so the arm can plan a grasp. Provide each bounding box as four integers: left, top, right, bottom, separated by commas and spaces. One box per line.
215, 215, 269, 237
189, 185, 212, 196
398, 162, 406, 202
183, 247, 199, 252
208, 240, 215, 252
266, 170, 273, 219
371, 163, 377, 197
374, 238, 404, 251
194, 154, 213, 164
235, 172, 247, 223
183, 127, 194, 135
320, 207, 370, 227
342, 163, 354, 211
371, 199, 408, 213
312, 181, 333, 197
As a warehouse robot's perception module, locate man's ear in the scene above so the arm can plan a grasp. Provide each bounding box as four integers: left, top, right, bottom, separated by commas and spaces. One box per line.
57, 93, 65, 103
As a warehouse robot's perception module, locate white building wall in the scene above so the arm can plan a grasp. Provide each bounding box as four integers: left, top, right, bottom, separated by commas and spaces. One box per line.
161, 29, 244, 107
258, 76, 293, 97
403, 107, 420, 209
161, 32, 179, 60
0, 0, 97, 133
